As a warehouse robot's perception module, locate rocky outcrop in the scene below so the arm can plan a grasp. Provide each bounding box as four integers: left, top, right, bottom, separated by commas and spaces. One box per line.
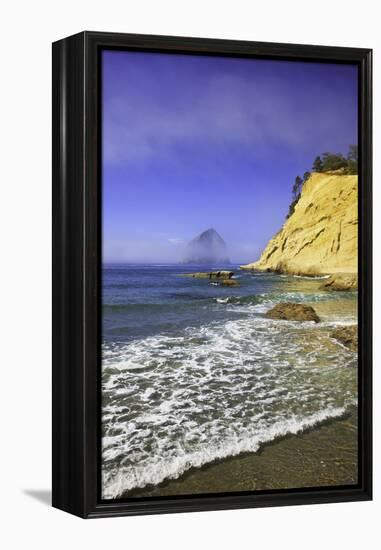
183, 270, 240, 286
265, 303, 320, 322
320, 273, 358, 291
241, 173, 358, 277
183, 271, 234, 279
219, 279, 240, 287
330, 325, 357, 351
183, 228, 229, 264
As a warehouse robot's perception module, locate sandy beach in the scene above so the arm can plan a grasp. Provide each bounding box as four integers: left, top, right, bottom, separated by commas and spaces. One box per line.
124, 410, 358, 498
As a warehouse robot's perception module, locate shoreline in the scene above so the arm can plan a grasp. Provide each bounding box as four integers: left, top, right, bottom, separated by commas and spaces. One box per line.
121, 409, 358, 498
102, 267, 358, 501
239, 268, 358, 291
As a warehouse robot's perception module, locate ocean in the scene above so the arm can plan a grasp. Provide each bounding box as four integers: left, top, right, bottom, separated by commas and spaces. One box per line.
102, 264, 358, 499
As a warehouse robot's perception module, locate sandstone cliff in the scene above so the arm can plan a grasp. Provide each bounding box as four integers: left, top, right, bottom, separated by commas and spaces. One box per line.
241, 173, 358, 276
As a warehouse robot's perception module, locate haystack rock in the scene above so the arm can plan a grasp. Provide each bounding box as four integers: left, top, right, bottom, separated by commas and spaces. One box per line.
183, 228, 230, 265
241, 173, 358, 277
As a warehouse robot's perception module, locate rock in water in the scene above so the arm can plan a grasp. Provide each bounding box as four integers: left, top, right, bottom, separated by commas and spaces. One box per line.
183, 271, 234, 279
184, 228, 229, 264
330, 326, 358, 351
219, 278, 240, 287
320, 273, 358, 291
265, 302, 320, 322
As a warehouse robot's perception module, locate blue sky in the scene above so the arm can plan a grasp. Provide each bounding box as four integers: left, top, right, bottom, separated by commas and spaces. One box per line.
102, 50, 357, 263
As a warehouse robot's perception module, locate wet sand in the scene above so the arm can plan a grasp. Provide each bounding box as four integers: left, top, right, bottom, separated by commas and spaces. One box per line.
125, 410, 358, 498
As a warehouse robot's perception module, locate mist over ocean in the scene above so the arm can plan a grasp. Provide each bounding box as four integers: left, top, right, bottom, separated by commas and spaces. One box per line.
102, 264, 357, 498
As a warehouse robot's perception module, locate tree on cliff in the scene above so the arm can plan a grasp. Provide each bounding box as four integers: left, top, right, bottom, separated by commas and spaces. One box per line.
347, 145, 358, 174
286, 147, 357, 221
287, 176, 303, 219
312, 156, 323, 172
311, 149, 357, 174
321, 152, 348, 172
292, 175, 303, 200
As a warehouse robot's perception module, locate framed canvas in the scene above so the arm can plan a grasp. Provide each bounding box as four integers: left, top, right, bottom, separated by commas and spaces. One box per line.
52, 31, 372, 518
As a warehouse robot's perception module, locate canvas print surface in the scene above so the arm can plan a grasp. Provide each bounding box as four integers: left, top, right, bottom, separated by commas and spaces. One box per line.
101, 50, 358, 499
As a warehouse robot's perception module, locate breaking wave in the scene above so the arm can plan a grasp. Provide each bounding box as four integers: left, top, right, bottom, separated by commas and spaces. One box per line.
103, 405, 350, 498
102, 312, 357, 499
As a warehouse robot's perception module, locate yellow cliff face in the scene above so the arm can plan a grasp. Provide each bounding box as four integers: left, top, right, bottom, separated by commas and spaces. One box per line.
241, 173, 358, 276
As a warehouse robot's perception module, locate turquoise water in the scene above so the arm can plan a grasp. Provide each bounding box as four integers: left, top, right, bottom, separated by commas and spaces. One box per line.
102, 264, 357, 499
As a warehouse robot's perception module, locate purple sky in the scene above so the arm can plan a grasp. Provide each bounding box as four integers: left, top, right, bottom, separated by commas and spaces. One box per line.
102, 50, 357, 263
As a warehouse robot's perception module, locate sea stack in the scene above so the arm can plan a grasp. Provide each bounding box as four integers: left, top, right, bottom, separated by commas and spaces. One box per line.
183, 228, 229, 265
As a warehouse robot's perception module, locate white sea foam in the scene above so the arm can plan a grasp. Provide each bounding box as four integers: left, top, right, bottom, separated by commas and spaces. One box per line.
102, 405, 352, 499
213, 291, 356, 310
216, 297, 233, 304
102, 307, 357, 499
292, 274, 331, 280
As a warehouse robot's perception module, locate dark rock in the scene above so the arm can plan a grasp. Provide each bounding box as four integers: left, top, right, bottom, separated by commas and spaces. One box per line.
265, 302, 320, 322
330, 325, 357, 351
219, 279, 240, 287
184, 271, 234, 279
320, 273, 358, 291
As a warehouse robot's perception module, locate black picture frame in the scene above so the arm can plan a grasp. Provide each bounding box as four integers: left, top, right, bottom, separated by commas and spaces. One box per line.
52, 31, 372, 519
